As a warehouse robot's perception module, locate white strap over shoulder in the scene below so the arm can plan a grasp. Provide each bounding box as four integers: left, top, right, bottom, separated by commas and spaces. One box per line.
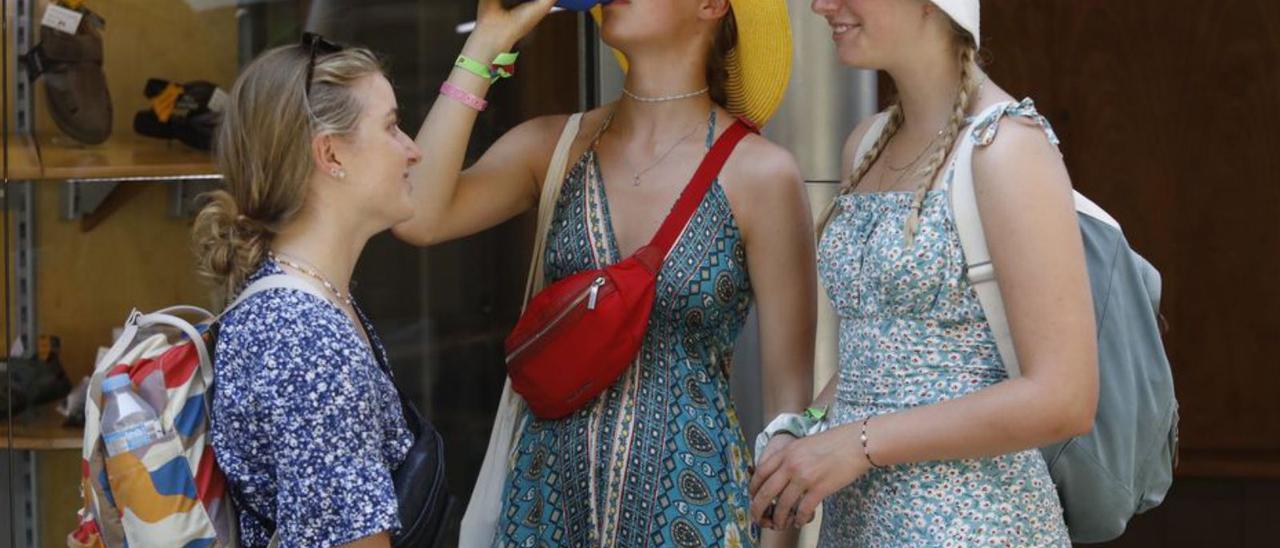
949, 99, 1103, 379
523, 112, 584, 307
223, 274, 330, 316
92, 275, 318, 406
948, 100, 1033, 378
461, 113, 582, 548
216, 274, 333, 384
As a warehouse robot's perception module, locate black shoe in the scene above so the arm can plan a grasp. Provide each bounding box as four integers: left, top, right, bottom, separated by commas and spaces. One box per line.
134, 78, 225, 151
0, 336, 72, 418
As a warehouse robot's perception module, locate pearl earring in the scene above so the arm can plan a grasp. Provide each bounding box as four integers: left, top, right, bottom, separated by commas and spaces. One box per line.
331, 168, 346, 179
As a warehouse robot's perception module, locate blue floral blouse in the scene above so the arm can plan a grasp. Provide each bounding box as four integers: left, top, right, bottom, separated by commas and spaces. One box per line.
210, 259, 412, 547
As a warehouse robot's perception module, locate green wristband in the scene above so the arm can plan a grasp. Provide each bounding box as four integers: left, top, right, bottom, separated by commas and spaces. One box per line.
491, 52, 520, 81
454, 55, 493, 82
803, 405, 829, 423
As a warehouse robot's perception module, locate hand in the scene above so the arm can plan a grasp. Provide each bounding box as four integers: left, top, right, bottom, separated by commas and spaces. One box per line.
755, 433, 796, 469
473, 0, 558, 53
748, 422, 870, 530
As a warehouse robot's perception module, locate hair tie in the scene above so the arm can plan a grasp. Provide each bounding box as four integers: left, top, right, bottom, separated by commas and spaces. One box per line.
233, 214, 268, 235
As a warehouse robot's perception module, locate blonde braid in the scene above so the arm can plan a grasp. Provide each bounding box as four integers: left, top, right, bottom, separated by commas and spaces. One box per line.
817, 103, 906, 237
848, 103, 904, 192
903, 39, 979, 247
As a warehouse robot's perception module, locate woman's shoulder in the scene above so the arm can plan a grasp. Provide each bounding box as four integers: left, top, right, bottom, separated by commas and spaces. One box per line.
509, 106, 614, 149
216, 289, 366, 403
718, 114, 808, 235
964, 90, 1074, 212
219, 285, 351, 359
503, 106, 614, 188
721, 106, 802, 194
223, 283, 338, 328
727, 132, 802, 189
967, 91, 1066, 181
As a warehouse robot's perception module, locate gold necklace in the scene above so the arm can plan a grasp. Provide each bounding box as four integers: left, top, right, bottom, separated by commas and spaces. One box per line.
269, 251, 354, 307
621, 87, 709, 103
884, 127, 946, 172
597, 110, 707, 187
877, 76, 990, 189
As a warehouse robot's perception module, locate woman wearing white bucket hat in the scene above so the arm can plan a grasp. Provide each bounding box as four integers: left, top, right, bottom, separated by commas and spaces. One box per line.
396, 0, 817, 546
748, 0, 1097, 545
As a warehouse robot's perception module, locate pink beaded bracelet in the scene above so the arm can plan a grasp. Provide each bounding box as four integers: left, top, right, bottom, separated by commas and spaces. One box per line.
440, 82, 487, 112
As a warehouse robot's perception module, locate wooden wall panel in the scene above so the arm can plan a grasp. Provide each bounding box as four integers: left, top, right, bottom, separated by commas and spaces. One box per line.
34, 183, 210, 383
981, 1, 1280, 474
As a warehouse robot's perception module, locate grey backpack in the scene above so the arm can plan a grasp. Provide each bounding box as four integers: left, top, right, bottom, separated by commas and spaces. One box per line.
948, 100, 1179, 543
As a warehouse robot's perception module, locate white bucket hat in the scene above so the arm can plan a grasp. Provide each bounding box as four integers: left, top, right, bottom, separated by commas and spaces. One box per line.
931, 0, 980, 48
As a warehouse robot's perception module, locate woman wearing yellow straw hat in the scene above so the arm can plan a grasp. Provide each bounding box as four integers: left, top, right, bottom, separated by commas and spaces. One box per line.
748, 0, 1096, 545
395, 0, 814, 545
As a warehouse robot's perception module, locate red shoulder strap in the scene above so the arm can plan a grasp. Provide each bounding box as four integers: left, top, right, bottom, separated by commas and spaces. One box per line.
647, 119, 754, 255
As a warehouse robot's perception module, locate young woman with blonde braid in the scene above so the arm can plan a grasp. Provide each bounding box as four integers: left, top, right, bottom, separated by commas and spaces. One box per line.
748, 1, 1098, 545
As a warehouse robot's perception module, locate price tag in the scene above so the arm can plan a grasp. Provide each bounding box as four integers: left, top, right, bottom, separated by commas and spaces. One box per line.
41, 4, 84, 35
207, 88, 230, 113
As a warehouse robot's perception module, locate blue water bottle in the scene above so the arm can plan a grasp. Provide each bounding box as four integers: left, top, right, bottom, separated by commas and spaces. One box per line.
535, 0, 609, 11
556, 0, 610, 10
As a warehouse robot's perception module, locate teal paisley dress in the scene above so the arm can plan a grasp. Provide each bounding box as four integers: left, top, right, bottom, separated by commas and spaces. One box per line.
497, 112, 759, 547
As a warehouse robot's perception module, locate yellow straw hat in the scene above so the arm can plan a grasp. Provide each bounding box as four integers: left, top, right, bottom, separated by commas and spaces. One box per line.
590, 1, 793, 128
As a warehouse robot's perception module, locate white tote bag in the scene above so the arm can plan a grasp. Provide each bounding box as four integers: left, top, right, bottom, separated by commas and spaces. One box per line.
458, 113, 583, 547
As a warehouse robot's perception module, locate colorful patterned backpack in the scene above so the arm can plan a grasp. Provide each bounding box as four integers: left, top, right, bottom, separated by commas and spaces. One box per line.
77, 304, 237, 547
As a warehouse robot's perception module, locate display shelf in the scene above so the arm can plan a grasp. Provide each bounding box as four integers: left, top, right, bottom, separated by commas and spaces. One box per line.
3, 132, 43, 180
0, 402, 82, 451
36, 132, 214, 181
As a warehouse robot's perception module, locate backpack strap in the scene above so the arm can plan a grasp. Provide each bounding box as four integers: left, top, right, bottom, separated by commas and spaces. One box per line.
947, 99, 1060, 379
204, 274, 330, 403
852, 111, 894, 173
222, 273, 330, 317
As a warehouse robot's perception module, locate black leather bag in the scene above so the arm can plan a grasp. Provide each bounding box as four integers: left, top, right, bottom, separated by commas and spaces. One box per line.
390, 395, 456, 547
226, 392, 456, 546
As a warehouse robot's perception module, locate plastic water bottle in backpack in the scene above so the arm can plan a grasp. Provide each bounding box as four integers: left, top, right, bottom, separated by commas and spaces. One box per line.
100, 374, 163, 456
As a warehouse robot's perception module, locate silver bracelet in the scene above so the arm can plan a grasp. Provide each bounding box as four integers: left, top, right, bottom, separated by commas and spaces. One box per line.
860, 417, 886, 469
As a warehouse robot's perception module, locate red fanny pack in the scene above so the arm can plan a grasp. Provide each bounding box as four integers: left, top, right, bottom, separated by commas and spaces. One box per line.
505, 119, 753, 419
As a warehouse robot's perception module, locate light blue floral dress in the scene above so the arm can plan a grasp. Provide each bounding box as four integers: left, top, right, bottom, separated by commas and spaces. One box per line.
816, 101, 1072, 546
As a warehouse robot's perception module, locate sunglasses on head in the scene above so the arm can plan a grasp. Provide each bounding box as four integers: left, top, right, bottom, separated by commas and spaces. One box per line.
300, 32, 345, 99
